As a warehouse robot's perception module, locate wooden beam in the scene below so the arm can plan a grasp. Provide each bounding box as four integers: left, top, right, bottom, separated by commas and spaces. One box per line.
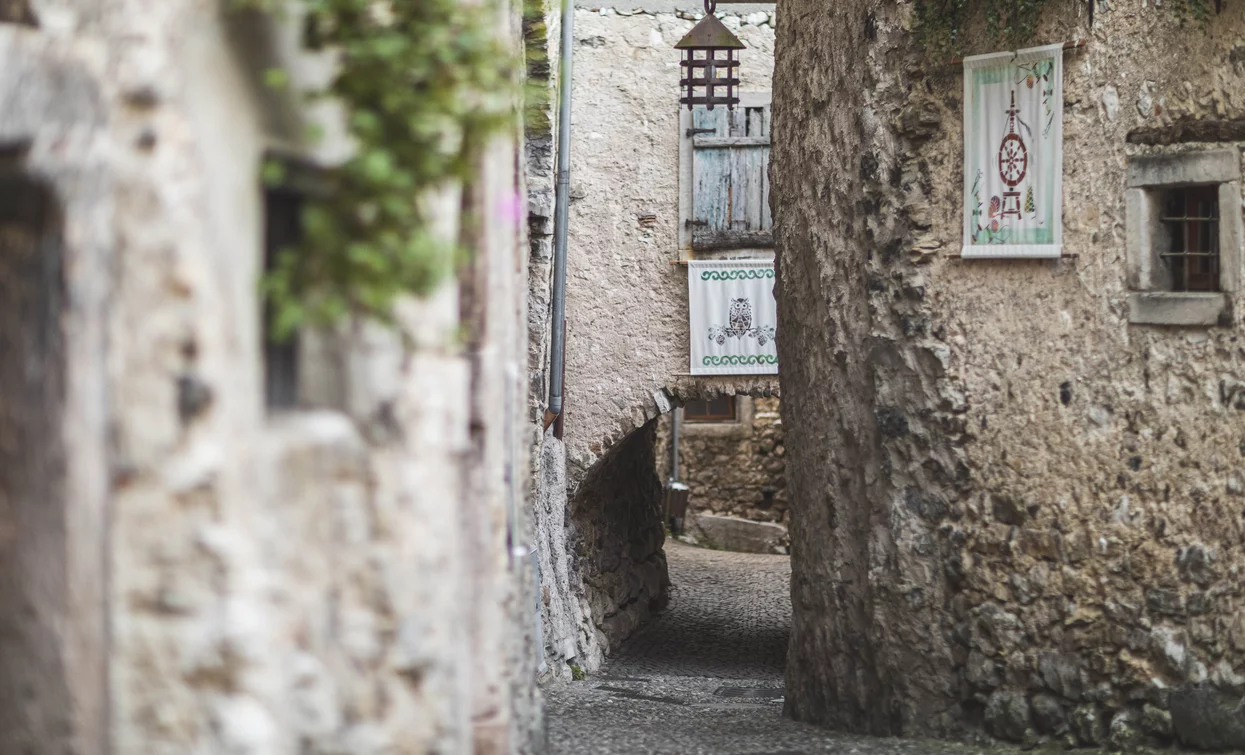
692, 229, 774, 251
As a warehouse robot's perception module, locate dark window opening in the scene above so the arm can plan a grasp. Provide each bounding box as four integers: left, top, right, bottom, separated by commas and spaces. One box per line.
0, 0, 38, 26
263, 187, 303, 410
1160, 186, 1220, 292
684, 396, 737, 423
745, 106, 765, 137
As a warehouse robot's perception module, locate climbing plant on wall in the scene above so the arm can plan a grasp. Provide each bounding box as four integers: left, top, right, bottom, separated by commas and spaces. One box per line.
913, 0, 1218, 58
236, 0, 516, 338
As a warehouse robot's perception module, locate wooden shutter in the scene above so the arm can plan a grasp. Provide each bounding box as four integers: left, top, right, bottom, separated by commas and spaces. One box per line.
689, 97, 772, 251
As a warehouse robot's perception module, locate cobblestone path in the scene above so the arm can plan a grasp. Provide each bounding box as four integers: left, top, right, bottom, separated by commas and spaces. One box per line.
546, 540, 1014, 755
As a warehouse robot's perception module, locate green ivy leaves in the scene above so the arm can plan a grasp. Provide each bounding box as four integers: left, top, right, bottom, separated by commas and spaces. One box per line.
239, 0, 516, 339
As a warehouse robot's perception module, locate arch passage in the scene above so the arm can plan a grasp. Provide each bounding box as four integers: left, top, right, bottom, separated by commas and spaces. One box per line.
569, 419, 669, 653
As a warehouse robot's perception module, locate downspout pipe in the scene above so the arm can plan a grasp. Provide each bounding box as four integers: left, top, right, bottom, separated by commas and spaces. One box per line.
544, 0, 573, 436
670, 408, 681, 482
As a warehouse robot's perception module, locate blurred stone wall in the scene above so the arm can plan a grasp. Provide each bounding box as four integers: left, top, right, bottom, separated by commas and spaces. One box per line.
0, 1, 539, 752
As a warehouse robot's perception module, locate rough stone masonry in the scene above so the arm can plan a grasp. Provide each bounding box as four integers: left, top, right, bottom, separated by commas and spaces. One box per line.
774, 0, 1245, 750
655, 396, 789, 529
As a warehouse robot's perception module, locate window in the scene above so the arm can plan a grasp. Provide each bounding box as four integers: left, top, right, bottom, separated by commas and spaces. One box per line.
684, 396, 737, 423
263, 186, 302, 410
1125, 149, 1241, 326
1159, 187, 1219, 292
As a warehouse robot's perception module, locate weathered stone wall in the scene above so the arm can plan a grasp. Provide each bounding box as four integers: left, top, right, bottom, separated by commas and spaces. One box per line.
654, 396, 789, 526
531, 1, 781, 677
776, 0, 1245, 749
0, 2, 538, 752
569, 420, 670, 656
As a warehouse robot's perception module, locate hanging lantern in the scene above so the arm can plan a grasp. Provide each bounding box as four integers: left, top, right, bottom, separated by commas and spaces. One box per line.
675, 0, 744, 111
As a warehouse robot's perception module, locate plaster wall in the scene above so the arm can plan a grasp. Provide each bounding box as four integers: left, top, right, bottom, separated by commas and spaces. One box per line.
775, 0, 1245, 749
559, 6, 778, 481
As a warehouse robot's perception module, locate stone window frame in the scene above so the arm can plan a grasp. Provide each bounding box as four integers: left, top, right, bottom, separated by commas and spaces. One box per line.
1125, 148, 1242, 326
680, 396, 755, 439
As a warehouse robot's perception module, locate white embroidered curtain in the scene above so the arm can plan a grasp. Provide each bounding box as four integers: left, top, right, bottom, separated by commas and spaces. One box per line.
689, 259, 778, 376
962, 43, 1064, 259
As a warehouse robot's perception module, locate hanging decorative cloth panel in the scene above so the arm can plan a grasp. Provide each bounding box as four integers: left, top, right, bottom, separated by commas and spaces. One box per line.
689, 259, 778, 375
962, 43, 1064, 259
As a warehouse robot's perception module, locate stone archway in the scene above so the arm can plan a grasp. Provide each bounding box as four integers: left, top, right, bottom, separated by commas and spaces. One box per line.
567, 419, 670, 655
535, 383, 781, 676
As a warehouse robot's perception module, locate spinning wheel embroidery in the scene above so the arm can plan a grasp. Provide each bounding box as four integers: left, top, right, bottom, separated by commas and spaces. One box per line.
997, 91, 1028, 220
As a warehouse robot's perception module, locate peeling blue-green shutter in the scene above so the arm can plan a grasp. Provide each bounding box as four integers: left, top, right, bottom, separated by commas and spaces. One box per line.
690, 102, 772, 251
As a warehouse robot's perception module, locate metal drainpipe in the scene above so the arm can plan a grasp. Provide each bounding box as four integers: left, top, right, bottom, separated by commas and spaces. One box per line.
544, 0, 574, 438
670, 407, 682, 482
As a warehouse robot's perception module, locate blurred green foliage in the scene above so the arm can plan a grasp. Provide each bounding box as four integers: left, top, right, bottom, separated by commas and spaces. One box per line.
236, 0, 518, 339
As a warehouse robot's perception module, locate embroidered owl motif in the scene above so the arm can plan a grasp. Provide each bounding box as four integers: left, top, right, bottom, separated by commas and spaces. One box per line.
729, 298, 752, 333
708, 296, 775, 346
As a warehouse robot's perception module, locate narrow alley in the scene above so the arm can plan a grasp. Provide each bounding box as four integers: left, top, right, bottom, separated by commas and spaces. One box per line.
3, 0, 1244, 751
546, 542, 1013, 755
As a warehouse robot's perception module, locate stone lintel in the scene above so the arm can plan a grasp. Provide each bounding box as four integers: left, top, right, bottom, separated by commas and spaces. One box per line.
1126, 148, 1240, 188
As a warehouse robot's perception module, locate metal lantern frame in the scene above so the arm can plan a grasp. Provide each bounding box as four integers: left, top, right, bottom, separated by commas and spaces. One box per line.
675, 0, 745, 111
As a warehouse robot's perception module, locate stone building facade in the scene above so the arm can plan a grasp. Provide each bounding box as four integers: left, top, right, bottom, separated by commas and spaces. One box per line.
0, 2, 540, 753
774, 0, 1245, 750
528, 0, 780, 677
654, 396, 789, 527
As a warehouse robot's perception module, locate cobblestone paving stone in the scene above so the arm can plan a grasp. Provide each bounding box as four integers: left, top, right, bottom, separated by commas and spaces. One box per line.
546, 541, 1021, 755
607, 540, 791, 681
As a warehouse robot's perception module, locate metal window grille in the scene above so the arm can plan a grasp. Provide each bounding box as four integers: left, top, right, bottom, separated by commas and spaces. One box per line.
1160, 186, 1220, 292
683, 396, 737, 423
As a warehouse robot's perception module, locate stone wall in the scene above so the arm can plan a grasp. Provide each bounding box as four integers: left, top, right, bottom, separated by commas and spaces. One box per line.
775, 0, 1245, 750
0, 2, 539, 752
569, 420, 670, 656
654, 396, 788, 526
531, 0, 781, 677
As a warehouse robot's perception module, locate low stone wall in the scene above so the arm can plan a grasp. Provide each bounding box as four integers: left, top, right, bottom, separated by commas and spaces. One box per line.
689, 513, 788, 554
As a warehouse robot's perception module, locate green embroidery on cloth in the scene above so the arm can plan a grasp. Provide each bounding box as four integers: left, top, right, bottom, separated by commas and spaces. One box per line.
702, 355, 778, 367
701, 269, 775, 281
